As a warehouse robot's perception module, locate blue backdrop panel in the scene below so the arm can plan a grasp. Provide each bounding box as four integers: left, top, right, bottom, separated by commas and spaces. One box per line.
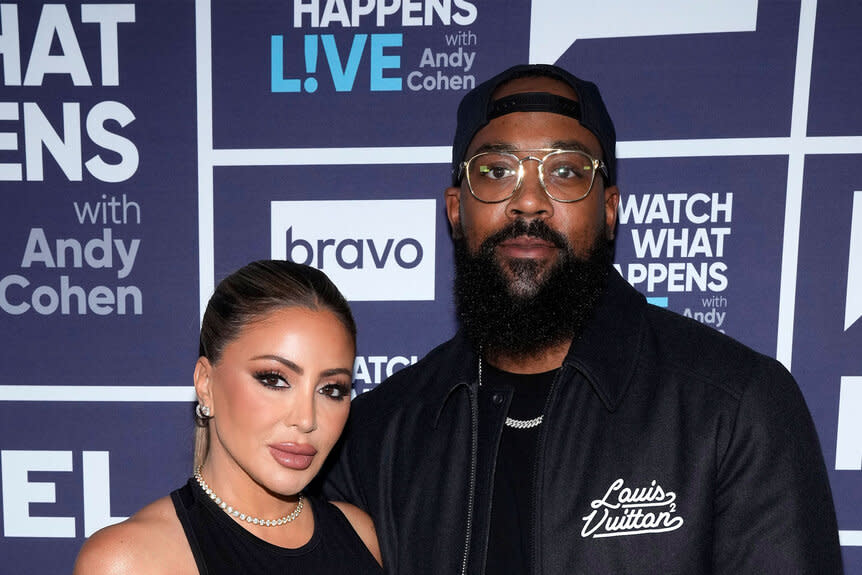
209, 1, 529, 148
808, 0, 862, 136
613, 155, 786, 357
213, 163, 457, 394
0, 0, 200, 387
0, 402, 191, 572
554, 1, 799, 140
795, 154, 862, 563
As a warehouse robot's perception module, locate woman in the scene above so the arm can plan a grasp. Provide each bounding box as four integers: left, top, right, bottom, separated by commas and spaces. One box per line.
74, 260, 382, 574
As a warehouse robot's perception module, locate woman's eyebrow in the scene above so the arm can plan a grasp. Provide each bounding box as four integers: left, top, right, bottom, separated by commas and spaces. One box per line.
251, 355, 303, 374
320, 368, 353, 378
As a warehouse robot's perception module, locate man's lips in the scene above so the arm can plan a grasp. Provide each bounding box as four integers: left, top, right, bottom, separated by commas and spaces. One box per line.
268, 443, 318, 470
496, 236, 559, 257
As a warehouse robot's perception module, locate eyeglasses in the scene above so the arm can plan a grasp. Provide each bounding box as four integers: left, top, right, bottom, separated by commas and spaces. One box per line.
458, 149, 608, 204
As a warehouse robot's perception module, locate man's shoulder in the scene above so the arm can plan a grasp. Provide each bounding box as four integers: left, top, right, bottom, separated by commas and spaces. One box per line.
641, 303, 792, 398
350, 334, 470, 418
594, 273, 790, 400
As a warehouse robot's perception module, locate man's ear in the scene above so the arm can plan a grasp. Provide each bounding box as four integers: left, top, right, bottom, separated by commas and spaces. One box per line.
604, 185, 620, 241
445, 186, 463, 239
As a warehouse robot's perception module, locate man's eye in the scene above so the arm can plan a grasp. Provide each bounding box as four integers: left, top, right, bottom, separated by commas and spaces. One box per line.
479, 164, 516, 180
549, 165, 586, 179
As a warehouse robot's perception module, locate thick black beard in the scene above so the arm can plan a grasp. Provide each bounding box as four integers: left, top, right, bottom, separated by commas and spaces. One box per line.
453, 218, 611, 361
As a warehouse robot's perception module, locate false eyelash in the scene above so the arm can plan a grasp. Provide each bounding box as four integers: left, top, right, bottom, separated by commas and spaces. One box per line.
320, 382, 351, 400
253, 370, 289, 390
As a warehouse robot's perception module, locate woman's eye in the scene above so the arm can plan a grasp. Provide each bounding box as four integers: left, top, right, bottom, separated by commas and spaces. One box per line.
319, 383, 351, 401
255, 371, 289, 389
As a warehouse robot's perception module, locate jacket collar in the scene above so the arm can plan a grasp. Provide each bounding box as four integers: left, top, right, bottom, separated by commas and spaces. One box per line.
563, 270, 646, 412
434, 269, 646, 421
434, 331, 480, 427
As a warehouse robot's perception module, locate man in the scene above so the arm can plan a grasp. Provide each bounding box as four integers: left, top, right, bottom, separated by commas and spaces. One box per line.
322, 64, 843, 574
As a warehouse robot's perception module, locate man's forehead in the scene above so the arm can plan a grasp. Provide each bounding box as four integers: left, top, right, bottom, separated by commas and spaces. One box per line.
466, 114, 602, 160
491, 76, 579, 102
470, 139, 597, 156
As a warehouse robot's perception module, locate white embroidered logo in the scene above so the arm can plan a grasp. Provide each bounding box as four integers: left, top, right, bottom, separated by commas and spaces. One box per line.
581, 478, 684, 538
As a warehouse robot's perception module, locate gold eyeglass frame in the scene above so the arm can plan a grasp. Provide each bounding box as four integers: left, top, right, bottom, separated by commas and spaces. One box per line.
459, 148, 608, 204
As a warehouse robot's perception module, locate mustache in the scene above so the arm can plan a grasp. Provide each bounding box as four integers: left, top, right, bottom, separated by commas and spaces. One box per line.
480, 219, 569, 252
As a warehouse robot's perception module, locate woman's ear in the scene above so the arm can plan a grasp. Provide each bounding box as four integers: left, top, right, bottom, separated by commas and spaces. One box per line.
194, 357, 213, 409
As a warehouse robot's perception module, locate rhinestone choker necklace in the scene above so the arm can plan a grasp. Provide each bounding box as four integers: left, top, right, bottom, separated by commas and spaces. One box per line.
194, 467, 304, 527
478, 355, 544, 430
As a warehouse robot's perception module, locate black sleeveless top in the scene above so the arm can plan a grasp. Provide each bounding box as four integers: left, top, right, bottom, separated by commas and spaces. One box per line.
171, 479, 382, 575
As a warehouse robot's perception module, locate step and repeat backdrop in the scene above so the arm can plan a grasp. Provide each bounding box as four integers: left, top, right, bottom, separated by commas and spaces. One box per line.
1, 0, 860, 571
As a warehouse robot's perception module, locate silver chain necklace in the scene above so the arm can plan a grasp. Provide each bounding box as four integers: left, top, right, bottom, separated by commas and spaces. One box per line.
194, 467, 304, 527
478, 355, 544, 430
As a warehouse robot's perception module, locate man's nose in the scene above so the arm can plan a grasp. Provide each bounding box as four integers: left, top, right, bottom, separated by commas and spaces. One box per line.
506, 158, 554, 219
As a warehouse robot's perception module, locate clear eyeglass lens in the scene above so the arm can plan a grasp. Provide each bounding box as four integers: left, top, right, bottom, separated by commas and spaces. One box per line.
466, 151, 597, 202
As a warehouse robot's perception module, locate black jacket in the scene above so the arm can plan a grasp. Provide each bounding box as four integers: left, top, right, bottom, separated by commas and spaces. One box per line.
323, 272, 842, 574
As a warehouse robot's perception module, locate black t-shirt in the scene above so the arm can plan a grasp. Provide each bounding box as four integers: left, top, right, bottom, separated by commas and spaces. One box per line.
480, 363, 557, 575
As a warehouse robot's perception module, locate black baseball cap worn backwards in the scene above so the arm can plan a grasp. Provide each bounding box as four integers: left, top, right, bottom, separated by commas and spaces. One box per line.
451, 63, 617, 187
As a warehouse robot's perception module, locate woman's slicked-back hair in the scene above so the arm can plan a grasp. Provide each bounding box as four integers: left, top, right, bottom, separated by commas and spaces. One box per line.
194, 260, 355, 467
199, 260, 355, 363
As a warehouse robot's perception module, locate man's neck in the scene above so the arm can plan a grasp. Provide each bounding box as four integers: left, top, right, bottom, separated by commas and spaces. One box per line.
484, 339, 571, 374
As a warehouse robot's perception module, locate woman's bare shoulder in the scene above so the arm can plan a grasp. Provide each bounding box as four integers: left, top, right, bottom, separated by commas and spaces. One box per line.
73, 496, 196, 575
330, 500, 382, 566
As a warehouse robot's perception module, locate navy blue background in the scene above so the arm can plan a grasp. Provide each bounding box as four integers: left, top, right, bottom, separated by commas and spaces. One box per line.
1, 0, 859, 572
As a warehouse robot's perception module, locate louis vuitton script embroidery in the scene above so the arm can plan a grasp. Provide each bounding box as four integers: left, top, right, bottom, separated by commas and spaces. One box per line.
581, 478, 684, 538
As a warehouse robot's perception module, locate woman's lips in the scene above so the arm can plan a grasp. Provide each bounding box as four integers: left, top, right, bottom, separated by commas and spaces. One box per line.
268, 443, 318, 470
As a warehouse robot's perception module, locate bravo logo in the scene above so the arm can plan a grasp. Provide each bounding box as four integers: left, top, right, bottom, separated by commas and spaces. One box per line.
271, 199, 436, 301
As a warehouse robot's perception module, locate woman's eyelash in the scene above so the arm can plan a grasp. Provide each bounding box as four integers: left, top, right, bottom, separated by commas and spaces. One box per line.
253, 370, 351, 398
254, 370, 289, 389
320, 382, 351, 400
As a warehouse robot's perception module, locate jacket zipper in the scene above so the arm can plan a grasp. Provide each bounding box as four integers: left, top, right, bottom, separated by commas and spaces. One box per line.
529, 365, 565, 575
461, 383, 479, 575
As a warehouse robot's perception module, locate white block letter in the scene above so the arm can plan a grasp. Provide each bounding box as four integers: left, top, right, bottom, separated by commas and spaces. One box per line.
83, 451, 127, 536
1, 450, 75, 537
836, 376, 862, 470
